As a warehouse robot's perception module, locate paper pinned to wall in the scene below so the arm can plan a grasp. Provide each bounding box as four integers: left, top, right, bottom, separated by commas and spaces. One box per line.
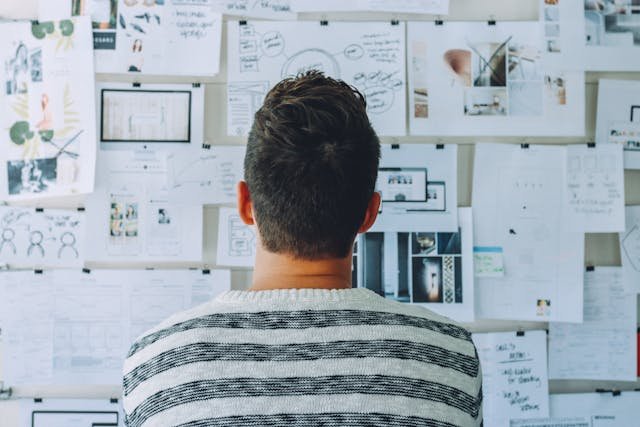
0, 268, 230, 386
292, 0, 449, 15
596, 79, 640, 169
510, 418, 589, 427
550, 391, 640, 426
0, 206, 85, 268
371, 144, 458, 232
549, 267, 637, 382
70, 0, 222, 76
227, 20, 407, 136
472, 330, 550, 427
473, 143, 584, 322
356, 207, 475, 322
563, 143, 625, 232
167, 144, 245, 205
20, 398, 123, 427
86, 150, 203, 263
0, 17, 97, 201
620, 206, 640, 293
407, 21, 585, 136
96, 82, 205, 151
212, 0, 296, 19
216, 206, 256, 267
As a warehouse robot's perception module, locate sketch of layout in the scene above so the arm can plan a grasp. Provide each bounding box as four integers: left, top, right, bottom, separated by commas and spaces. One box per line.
217, 207, 256, 267
0, 206, 85, 268
227, 21, 406, 136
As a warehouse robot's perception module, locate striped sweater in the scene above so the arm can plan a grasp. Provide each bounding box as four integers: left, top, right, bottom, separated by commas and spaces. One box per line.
122, 288, 483, 427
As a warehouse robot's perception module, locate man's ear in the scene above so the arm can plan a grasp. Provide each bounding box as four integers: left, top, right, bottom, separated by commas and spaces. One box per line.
358, 191, 381, 233
237, 181, 255, 226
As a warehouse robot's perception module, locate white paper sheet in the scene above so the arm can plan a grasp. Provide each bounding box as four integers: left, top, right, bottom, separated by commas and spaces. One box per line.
595, 79, 640, 169
371, 144, 458, 232
212, 0, 295, 19
356, 208, 474, 322
472, 331, 550, 427
0, 0, 37, 20
407, 21, 585, 136
0, 17, 97, 201
70, 0, 222, 76
540, 0, 584, 69
0, 268, 230, 386
168, 144, 245, 205
549, 267, 637, 381
227, 20, 406, 136
216, 206, 256, 267
563, 144, 625, 232
620, 205, 640, 293
20, 398, 123, 427
86, 150, 203, 263
473, 144, 584, 322
550, 391, 640, 427
96, 82, 205, 151
0, 206, 85, 268
292, 0, 449, 14
510, 418, 589, 427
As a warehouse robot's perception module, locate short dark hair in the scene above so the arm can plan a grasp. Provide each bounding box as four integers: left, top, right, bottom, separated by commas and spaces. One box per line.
245, 71, 380, 259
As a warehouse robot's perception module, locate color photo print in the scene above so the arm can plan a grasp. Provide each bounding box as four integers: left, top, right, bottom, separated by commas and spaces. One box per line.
357, 230, 463, 305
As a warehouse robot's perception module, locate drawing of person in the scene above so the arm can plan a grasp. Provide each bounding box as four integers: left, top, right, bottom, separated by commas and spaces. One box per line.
36, 93, 53, 131
128, 39, 143, 72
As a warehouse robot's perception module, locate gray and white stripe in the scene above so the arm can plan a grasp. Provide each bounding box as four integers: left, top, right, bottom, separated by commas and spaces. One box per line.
123, 289, 483, 427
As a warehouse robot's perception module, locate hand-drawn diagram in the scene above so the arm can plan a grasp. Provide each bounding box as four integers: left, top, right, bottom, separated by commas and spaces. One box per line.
228, 21, 406, 136
0, 17, 97, 201
168, 145, 246, 205
216, 207, 256, 267
0, 206, 85, 267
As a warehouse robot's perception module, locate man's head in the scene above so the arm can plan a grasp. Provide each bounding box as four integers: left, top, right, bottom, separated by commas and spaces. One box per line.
238, 71, 381, 260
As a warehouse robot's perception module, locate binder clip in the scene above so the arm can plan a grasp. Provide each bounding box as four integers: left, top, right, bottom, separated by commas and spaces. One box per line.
488, 15, 496, 26
516, 330, 525, 337
391, 144, 400, 150
435, 17, 444, 26
586, 265, 595, 272
320, 20, 329, 26
239, 20, 247, 26
133, 82, 141, 88
0, 383, 12, 400
192, 83, 201, 88
587, 142, 596, 148
391, 20, 400, 26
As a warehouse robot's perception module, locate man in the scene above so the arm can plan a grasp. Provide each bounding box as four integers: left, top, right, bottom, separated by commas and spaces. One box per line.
123, 71, 483, 427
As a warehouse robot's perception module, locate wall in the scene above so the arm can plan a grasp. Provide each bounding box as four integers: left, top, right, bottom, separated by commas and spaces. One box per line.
1, 0, 639, 422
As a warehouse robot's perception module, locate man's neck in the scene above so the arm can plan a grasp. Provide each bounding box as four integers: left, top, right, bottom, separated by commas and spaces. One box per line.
250, 245, 353, 291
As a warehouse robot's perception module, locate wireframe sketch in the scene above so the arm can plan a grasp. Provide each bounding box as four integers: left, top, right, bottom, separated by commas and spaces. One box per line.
228, 21, 406, 136
585, 0, 640, 47
229, 214, 255, 257
101, 89, 191, 142
1, 17, 97, 201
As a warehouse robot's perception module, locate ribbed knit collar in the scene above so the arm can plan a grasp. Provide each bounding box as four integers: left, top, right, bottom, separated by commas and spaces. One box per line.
216, 288, 381, 303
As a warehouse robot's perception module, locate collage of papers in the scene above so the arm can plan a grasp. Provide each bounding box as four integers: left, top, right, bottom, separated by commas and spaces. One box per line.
0, 0, 639, 426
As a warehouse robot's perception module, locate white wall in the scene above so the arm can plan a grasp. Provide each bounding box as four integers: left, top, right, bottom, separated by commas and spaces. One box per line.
1, 0, 639, 422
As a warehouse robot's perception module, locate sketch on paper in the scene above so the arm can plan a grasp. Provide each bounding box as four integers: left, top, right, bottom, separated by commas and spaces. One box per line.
168, 145, 245, 205
355, 208, 474, 322
0, 17, 97, 200
408, 21, 585, 136
216, 207, 256, 267
212, 0, 295, 19
75, 0, 222, 75
227, 21, 406, 136
0, 206, 85, 267
371, 144, 458, 232
97, 82, 204, 149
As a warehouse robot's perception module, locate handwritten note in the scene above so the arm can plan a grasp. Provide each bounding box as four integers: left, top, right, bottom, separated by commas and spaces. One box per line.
473, 246, 505, 277
549, 267, 637, 381
213, 0, 295, 19
564, 144, 625, 232
473, 331, 549, 427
